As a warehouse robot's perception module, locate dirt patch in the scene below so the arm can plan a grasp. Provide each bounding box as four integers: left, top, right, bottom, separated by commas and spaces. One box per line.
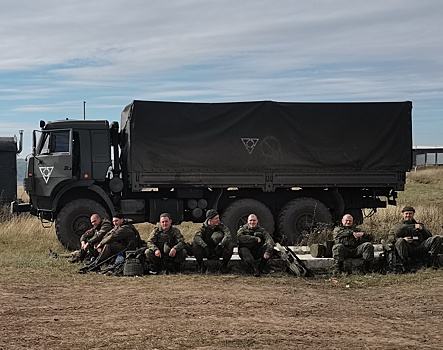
1, 270, 443, 350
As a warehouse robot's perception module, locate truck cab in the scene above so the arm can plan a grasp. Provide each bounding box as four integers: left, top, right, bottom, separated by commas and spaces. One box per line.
13, 119, 115, 249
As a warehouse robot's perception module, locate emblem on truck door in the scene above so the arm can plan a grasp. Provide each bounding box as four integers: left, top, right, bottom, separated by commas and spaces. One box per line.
39, 166, 54, 184
241, 138, 259, 154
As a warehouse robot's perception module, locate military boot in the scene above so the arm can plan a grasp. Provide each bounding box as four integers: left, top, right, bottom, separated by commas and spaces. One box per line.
427, 254, 440, 270
362, 261, 372, 274
196, 261, 206, 274
258, 258, 271, 274
332, 260, 344, 277
219, 260, 230, 274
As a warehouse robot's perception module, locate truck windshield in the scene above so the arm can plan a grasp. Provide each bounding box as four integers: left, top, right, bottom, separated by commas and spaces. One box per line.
38, 130, 70, 155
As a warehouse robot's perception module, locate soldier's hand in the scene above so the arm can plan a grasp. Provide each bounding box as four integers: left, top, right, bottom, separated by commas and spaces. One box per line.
415, 223, 423, 230
169, 247, 177, 257
155, 249, 162, 258
353, 232, 364, 238
256, 237, 261, 243
263, 252, 270, 259
404, 237, 413, 243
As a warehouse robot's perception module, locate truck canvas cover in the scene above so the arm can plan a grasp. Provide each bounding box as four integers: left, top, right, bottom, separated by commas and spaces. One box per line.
120, 100, 412, 174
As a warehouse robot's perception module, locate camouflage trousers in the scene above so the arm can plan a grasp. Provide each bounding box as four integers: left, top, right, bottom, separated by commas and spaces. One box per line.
395, 236, 442, 263
332, 242, 374, 262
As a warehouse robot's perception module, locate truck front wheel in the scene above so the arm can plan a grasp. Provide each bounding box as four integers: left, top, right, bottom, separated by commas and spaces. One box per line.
55, 199, 109, 250
277, 197, 332, 245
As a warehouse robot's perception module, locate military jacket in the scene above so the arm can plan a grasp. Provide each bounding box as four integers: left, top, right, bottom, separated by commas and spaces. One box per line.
147, 226, 186, 253
99, 221, 139, 248
333, 225, 373, 249
194, 220, 231, 248
388, 219, 432, 245
237, 224, 275, 255
81, 219, 113, 245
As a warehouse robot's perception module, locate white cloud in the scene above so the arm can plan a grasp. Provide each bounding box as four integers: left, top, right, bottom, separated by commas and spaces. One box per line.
0, 0, 442, 145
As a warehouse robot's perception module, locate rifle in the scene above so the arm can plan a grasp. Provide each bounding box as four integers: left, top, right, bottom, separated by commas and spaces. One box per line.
275, 243, 312, 277
78, 248, 128, 274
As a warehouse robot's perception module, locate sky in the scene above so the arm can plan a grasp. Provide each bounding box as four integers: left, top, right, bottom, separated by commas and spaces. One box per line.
1, 0, 442, 156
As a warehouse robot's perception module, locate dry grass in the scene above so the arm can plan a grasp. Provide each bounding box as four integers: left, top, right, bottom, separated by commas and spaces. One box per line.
361, 166, 443, 240
3, 166, 442, 253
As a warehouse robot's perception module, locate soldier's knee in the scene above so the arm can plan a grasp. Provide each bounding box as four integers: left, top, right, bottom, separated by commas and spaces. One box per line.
211, 232, 224, 245
395, 238, 407, 249
362, 242, 374, 252
332, 244, 344, 254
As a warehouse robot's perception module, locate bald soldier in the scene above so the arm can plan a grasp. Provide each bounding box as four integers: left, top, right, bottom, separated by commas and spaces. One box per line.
72, 213, 113, 263
332, 214, 374, 275
237, 214, 275, 277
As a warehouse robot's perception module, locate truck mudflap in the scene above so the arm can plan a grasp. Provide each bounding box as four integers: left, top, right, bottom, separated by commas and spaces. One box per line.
10, 200, 31, 213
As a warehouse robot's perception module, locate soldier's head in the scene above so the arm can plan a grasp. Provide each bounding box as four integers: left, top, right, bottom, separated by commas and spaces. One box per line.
159, 213, 172, 230
247, 214, 258, 228
401, 206, 415, 221
206, 209, 220, 226
341, 214, 354, 227
90, 214, 102, 228
112, 211, 124, 228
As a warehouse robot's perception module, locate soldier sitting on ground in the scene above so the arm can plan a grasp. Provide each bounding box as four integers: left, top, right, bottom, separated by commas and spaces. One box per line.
84, 211, 142, 271
237, 214, 275, 277
332, 214, 374, 275
192, 209, 234, 273
388, 206, 441, 271
145, 213, 187, 274
71, 213, 113, 263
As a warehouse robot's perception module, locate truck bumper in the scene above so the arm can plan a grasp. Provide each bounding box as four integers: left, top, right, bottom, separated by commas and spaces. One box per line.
10, 200, 32, 213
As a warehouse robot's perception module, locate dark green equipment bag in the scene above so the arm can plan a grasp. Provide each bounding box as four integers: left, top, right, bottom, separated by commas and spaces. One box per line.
123, 250, 144, 276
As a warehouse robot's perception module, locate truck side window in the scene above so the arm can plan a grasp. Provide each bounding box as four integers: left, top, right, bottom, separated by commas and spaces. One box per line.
39, 131, 70, 154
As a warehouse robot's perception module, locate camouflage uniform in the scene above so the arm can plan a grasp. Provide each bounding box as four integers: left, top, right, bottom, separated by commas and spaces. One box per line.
237, 224, 274, 275
332, 225, 374, 273
388, 219, 441, 268
192, 220, 234, 272
77, 219, 113, 262
94, 221, 140, 264
146, 226, 187, 273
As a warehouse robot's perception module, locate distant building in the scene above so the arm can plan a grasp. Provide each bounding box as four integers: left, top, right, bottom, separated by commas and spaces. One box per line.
412, 146, 443, 167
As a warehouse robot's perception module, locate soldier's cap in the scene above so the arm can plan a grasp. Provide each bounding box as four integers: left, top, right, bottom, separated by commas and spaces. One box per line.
206, 209, 219, 219
113, 211, 124, 219
401, 206, 415, 213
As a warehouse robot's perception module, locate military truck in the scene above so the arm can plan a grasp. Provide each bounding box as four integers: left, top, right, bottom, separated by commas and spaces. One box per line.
12, 100, 412, 249
0, 131, 23, 205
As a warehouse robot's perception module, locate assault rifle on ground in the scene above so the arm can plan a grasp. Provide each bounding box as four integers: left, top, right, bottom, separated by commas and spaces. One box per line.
275, 243, 312, 277
78, 248, 128, 274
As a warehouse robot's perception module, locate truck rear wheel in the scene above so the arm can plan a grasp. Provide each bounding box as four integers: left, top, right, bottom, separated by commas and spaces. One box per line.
55, 199, 109, 250
278, 197, 332, 245
221, 199, 275, 245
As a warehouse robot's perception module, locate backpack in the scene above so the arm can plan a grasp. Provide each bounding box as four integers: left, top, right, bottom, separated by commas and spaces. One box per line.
123, 250, 145, 276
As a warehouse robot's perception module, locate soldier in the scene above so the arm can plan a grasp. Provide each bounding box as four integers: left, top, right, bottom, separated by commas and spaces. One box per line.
237, 214, 275, 277
332, 214, 374, 275
192, 209, 234, 273
145, 213, 187, 274
87, 211, 141, 270
72, 213, 113, 263
388, 206, 441, 271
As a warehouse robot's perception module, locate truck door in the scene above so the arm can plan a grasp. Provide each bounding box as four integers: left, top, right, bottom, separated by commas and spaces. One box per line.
34, 129, 74, 196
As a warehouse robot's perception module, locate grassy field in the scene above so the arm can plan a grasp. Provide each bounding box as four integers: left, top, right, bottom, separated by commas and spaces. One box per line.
1, 166, 442, 267
361, 166, 443, 240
